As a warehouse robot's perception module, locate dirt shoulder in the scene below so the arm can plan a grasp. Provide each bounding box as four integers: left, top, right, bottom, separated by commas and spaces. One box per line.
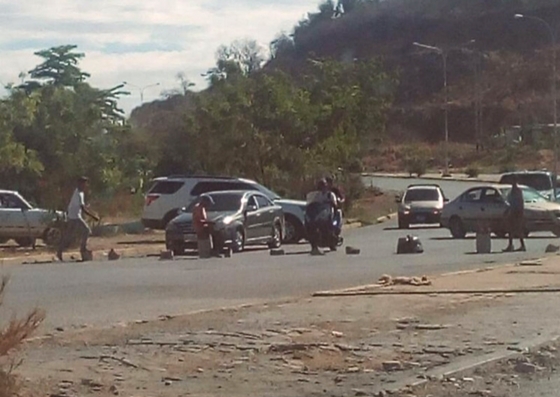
15, 256, 560, 397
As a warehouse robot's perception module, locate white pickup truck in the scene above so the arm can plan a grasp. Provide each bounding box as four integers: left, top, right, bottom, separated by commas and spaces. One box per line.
0, 190, 64, 247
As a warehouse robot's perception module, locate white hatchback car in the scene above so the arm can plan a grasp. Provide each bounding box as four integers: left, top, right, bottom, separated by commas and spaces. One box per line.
0, 190, 64, 247
141, 176, 308, 243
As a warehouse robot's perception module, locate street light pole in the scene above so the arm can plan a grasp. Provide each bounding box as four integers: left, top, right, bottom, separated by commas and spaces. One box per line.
123, 82, 161, 104
413, 42, 451, 175
515, 14, 558, 176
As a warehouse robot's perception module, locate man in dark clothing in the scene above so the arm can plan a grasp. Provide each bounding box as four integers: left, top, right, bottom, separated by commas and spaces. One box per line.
504, 177, 526, 252
325, 176, 344, 235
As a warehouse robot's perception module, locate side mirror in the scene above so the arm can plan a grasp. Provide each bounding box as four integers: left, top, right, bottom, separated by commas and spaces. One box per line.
395, 195, 401, 204
247, 204, 258, 212
444, 198, 450, 203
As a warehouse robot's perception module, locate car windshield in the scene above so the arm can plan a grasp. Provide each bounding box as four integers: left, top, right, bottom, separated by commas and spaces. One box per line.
500, 174, 552, 191
500, 187, 549, 203
186, 193, 242, 212
404, 189, 439, 203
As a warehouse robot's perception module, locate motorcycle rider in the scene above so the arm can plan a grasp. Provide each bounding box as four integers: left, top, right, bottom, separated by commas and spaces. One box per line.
306, 178, 337, 256
326, 175, 345, 236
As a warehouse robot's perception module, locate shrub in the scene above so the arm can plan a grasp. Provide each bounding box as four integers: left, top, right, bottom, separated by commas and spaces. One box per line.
0, 276, 44, 396
404, 157, 428, 177
465, 165, 480, 178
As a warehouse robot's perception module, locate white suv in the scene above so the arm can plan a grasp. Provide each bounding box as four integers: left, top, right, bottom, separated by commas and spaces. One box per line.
141, 176, 308, 243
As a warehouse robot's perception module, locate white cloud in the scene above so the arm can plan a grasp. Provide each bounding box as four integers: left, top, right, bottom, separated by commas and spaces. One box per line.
0, 0, 321, 113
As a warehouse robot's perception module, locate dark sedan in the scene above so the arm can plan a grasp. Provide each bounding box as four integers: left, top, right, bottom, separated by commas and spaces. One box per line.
165, 190, 284, 255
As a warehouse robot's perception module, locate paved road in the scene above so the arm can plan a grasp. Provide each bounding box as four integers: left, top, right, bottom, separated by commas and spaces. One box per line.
0, 215, 555, 330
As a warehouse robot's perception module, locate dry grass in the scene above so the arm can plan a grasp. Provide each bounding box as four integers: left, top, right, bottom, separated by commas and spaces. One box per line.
346, 187, 398, 225
0, 276, 44, 397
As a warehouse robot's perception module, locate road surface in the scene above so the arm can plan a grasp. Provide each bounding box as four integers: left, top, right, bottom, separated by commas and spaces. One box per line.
0, 215, 555, 330
363, 175, 484, 198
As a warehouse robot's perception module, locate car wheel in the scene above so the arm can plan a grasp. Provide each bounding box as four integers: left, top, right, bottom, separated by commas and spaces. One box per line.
398, 217, 409, 229
283, 215, 303, 244
268, 223, 282, 249
15, 237, 36, 248
171, 243, 185, 257
232, 228, 245, 253
43, 227, 62, 247
493, 230, 507, 239
449, 217, 466, 239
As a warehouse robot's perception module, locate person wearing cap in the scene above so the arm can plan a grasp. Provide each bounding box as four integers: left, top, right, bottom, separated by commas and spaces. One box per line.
57, 177, 99, 262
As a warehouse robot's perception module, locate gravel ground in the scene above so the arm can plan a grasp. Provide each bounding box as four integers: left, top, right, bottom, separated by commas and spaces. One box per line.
14, 257, 560, 397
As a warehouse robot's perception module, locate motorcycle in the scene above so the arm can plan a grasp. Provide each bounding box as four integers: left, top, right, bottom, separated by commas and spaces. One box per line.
305, 201, 344, 251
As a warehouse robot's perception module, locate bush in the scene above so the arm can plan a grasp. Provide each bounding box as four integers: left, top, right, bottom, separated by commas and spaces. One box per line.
499, 163, 517, 174
0, 276, 44, 396
465, 165, 480, 178
404, 157, 428, 177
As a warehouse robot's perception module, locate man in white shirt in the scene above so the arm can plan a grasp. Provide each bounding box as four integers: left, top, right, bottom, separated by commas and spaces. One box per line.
57, 177, 100, 261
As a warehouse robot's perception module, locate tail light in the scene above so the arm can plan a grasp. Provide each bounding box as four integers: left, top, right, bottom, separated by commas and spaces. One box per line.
145, 194, 160, 206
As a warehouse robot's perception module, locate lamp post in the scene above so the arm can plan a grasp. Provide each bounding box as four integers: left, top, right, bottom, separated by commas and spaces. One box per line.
413, 42, 449, 175
123, 81, 160, 104
515, 14, 557, 176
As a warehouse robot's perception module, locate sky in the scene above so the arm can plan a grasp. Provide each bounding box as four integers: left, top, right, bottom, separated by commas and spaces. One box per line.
0, 0, 321, 114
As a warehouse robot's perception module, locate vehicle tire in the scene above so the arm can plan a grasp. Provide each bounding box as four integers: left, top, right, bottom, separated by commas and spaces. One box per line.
15, 237, 36, 248
449, 217, 466, 239
171, 243, 185, 257
43, 227, 62, 247
398, 217, 409, 229
493, 230, 507, 239
553, 228, 560, 238
232, 228, 245, 253
283, 215, 303, 244
268, 222, 282, 249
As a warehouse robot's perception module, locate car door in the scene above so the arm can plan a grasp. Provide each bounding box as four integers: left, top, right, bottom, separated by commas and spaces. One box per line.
255, 194, 275, 237
480, 188, 508, 230
457, 188, 484, 231
0, 193, 26, 237
244, 195, 261, 241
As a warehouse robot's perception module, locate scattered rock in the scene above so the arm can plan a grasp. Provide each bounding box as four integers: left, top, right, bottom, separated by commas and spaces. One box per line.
160, 250, 174, 260
164, 379, 172, 386
108, 249, 121, 261
346, 246, 361, 255
109, 385, 119, 395
163, 376, 182, 382
55, 327, 64, 332
270, 249, 285, 256
545, 244, 559, 253
346, 367, 360, 373
415, 324, 449, 330
353, 389, 369, 396
382, 360, 404, 372
332, 331, 344, 338
514, 361, 538, 374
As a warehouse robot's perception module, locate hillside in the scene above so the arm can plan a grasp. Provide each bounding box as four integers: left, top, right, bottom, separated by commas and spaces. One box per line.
269, 0, 560, 145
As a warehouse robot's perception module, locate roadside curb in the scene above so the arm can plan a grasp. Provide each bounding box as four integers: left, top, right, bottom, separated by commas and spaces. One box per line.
377, 333, 560, 396
362, 172, 499, 184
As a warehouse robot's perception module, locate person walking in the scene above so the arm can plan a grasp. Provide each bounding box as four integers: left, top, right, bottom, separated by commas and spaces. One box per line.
57, 177, 99, 262
504, 177, 526, 252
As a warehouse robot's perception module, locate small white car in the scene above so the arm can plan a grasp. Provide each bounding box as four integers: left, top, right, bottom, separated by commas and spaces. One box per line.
0, 190, 64, 247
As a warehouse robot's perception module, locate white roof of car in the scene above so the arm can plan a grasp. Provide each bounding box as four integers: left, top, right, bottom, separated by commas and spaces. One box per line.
406, 185, 440, 190
0, 190, 17, 195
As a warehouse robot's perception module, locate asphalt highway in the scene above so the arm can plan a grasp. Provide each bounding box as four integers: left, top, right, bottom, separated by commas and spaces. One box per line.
0, 177, 555, 330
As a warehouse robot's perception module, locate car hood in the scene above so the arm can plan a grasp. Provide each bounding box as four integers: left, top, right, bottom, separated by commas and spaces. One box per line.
525, 201, 560, 212
402, 201, 442, 209
170, 211, 238, 225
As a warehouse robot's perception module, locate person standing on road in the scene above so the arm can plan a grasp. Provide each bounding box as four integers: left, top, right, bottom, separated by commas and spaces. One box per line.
326, 175, 345, 233
57, 177, 99, 262
192, 195, 224, 258
306, 179, 338, 256
504, 177, 526, 252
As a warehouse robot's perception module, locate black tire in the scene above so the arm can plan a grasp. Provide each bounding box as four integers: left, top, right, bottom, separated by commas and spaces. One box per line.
554, 228, 560, 238
171, 244, 185, 257
43, 227, 62, 247
449, 217, 466, 239
232, 228, 245, 253
493, 230, 507, 239
268, 223, 282, 249
398, 217, 409, 229
15, 237, 36, 248
284, 215, 303, 244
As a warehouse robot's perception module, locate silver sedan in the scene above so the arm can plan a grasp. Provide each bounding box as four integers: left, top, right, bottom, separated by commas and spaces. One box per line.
441, 184, 560, 238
